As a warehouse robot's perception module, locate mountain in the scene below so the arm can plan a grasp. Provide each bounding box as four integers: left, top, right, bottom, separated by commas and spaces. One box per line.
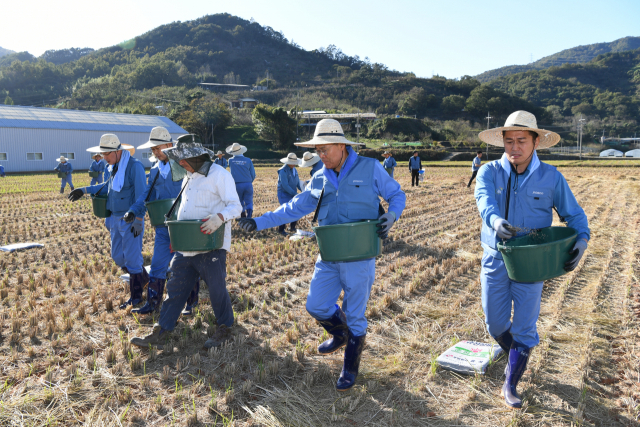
0, 46, 14, 58
39, 48, 95, 65
475, 36, 640, 83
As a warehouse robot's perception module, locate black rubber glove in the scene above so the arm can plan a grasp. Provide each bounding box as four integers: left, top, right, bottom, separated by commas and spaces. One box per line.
123, 211, 135, 224
564, 239, 587, 272
376, 213, 395, 238
68, 188, 85, 202
238, 218, 257, 232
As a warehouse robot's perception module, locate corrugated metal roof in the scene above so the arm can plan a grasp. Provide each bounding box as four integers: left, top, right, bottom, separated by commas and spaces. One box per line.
0, 105, 186, 133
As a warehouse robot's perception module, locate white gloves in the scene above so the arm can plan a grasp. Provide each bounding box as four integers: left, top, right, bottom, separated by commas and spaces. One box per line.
493, 218, 514, 240
200, 214, 224, 234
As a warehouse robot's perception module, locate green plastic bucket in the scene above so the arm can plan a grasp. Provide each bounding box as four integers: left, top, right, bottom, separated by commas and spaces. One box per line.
57, 171, 67, 178
145, 198, 178, 227
313, 220, 382, 262
88, 171, 100, 178
166, 220, 225, 251
497, 226, 577, 282
91, 194, 111, 218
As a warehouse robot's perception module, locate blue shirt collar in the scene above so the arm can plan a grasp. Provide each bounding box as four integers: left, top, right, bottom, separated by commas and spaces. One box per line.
499, 151, 540, 188
323, 146, 357, 190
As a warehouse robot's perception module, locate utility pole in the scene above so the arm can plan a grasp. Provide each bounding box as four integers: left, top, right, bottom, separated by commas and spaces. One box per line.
578, 115, 586, 160
266, 70, 269, 90
356, 109, 361, 146
485, 112, 493, 161
296, 92, 299, 141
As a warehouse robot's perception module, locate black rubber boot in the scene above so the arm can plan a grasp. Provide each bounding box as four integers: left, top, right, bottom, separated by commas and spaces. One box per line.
336, 332, 366, 392
494, 327, 514, 355
317, 307, 349, 355
132, 278, 165, 314
278, 224, 287, 236
289, 220, 297, 233
182, 278, 200, 316
120, 272, 145, 309
501, 342, 530, 409
60, 188, 64, 194
130, 323, 169, 349
241, 211, 247, 218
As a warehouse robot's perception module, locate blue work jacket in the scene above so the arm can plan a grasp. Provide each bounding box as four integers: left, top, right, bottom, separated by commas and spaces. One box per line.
85, 157, 146, 217
472, 156, 482, 171
277, 165, 300, 199
128, 161, 183, 221
55, 162, 73, 174
475, 152, 590, 259
383, 157, 397, 169
408, 156, 421, 170
310, 161, 323, 177
255, 147, 406, 230
0, 165, 5, 177
229, 155, 256, 183
89, 160, 106, 173
214, 157, 228, 168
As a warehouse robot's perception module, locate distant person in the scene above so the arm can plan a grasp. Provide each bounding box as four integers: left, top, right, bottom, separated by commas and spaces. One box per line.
227, 143, 256, 218
214, 151, 228, 169
300, 151, 322, 187
276, 153, 303, 235
54, 156, 74, 194
89, 153, 107, 185
0, 164, 5, 178
467, 150, 483, 187
408, 151, 422, 187
382, 151, 397, 178
475, 110, 590, 409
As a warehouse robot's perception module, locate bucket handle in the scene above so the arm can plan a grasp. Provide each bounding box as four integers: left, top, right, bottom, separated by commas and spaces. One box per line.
145, 169, 161, 203
312, 187, 325, 223
165, 177, 189, 220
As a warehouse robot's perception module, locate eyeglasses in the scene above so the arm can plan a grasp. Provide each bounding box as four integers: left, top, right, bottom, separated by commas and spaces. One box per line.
315, 147, 332, 156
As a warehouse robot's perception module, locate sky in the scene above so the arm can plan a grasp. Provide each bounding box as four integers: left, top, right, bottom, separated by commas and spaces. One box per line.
2, 0, 639, 79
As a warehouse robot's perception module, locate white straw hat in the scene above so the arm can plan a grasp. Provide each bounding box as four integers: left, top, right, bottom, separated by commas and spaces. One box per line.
300, 151, 321, 167
295, 119, 364, 147
479, 110, 560, 149
56, 156, 67, 162
137, 126, 174, 149
87, 134, 135, 154
90, 153, 103, 160
216, 151, 224, 156
280, 153, 301, 165
226, 142, 247, 155
382, 151, 391, 156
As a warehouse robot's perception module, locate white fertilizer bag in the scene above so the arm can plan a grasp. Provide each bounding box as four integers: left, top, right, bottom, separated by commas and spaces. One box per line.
419, 168, 425, 182
119, 266, 152, 283
436, 340, 503, 375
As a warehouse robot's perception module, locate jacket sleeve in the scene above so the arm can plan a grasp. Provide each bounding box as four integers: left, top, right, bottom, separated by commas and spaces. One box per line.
278, 169, 297, 196
68, 163, 73, 173
553, 172, 590, 242
474, 164, 502, 229
373, 161, 406, 219
131, 162, 146, 204
54, 163, 60, 171
250, 160, 256, 181
129, 168, 158, 217
254, 188, 318, 230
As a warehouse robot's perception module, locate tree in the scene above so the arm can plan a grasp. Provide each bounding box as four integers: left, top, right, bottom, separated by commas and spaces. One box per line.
4, 96, 13, 105
441, 95, 466, 114
252, 104, 296, 150
175, 98, 232, 147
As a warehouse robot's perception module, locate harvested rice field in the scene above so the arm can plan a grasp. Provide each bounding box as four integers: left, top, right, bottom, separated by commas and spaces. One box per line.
0, 165, 639, 426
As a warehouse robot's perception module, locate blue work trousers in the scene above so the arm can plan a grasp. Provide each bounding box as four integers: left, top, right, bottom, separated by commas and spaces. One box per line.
110, 216, 144, 274
480, 252, 543, 348
385, 167, 394, 178
306, 256, 376, 336
235, 182, 254, 212
90, 174, 104, 185
60, 175, 74, 190
150, 226, 174, 280
159, 250, 233, 330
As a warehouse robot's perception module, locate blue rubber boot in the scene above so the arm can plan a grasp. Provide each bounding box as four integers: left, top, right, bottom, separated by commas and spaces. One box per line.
501, 342, 530, 409
494, 327, 513, 355
132, 279, 165, 314
336, 332, 366, 392
317, 306, 348, 355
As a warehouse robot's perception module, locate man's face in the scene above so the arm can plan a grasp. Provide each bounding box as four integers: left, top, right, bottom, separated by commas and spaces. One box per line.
151, 143, 172, 163
413, 153, 418, 157
103, 150, 122, 166
315, 144, 347, 170
503, 131, 539, 167
179, 159, 195, 173
217, 154, 223, 159
95, 156, 102, 162
477, 153, 482, 159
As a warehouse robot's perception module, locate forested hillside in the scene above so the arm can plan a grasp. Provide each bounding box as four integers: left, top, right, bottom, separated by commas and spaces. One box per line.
475, 36, 640, 82
0, 47, 14, 58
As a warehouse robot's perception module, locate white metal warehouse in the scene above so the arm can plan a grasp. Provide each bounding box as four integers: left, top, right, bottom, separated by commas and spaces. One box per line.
0, 105, 187, 173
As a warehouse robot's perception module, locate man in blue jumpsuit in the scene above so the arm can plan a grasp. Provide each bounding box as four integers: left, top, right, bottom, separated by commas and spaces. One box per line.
68, 134, 148, 309
0, 164, 5, 177
89, 153, 107, 185
214, 151, 228, 169
475, 110, 590, 409
408, 151, 422, 187
382, 151, 397, 178
300, 152, 322, 188
467, 150, 483, 187
276, 153, 302, 235
54, 156, 74, 193
239, 119, 406, 391
227, 143, 256, 218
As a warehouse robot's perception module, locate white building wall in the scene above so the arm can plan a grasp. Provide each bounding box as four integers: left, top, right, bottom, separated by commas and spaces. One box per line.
0, 128, 183, 173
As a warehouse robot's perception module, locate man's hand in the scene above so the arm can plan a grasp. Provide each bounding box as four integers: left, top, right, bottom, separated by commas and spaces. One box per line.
68, 188, 85, 202
130, 218, 143, 238
565, 239, 587, 272
493, 218, 514, 240
376, 212, 396, 239
201, 214, 224, 234
124, 211, 135, 224
238, 218, 257, 232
